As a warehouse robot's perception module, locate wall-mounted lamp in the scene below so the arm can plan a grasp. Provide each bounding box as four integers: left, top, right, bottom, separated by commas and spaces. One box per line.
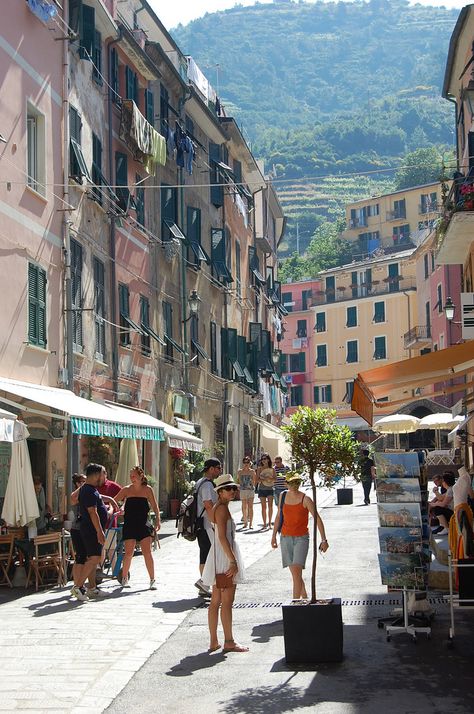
271, 348, 281, 365
444, 296, 456, 321
183, 289, 201, 322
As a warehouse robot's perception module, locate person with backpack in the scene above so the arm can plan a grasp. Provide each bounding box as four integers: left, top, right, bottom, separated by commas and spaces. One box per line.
193, 458, 222, 597
271, 472, 329, 601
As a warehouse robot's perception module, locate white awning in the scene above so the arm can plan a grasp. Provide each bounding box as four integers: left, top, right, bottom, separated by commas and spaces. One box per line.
164, 422, 203, 452
448, 414, 474, 443
336, 417, 371, 430
254, 417, 292, 462
0, 377, 165, 441
0, 407, 28, 442
174, 417, 196, 434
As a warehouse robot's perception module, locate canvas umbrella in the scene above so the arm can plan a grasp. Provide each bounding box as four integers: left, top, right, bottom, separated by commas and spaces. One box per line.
418, 413, 465, 448
1, 428, 39, 527
115, 438, 139, 486
374, 414, 421, 449
0, 409, 28, 443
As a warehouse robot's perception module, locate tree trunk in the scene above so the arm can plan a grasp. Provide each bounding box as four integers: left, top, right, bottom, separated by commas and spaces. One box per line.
310, 469, 317, 604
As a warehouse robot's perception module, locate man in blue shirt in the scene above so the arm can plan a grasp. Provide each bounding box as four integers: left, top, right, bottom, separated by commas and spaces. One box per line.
274, 456, 290, 506
71, 463, 108, 601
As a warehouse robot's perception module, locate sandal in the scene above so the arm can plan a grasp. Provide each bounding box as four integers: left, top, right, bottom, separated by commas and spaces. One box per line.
208, 644, 221, 653
223, 640, 249, 653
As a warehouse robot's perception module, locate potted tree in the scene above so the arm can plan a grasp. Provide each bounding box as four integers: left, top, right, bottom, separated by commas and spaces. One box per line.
281, 407, 361, 663
336, 461, 361, 505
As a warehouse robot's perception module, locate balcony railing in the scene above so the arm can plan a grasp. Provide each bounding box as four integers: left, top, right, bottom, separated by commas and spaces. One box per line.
311, 278, 416, 306
403, 325, 432, 349
282, 298, 313, 312
348, 217, 368, 229
386, 210, 407, 221
437, 178, 474, 264
419, 202, 438, 215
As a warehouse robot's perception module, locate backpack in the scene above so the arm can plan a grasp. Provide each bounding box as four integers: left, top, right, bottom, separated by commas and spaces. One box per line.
277, 490, 288, 533
176, 478, 206, 541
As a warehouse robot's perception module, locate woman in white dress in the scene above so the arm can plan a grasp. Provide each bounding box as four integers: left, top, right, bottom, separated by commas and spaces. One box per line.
202, 474, 248, 654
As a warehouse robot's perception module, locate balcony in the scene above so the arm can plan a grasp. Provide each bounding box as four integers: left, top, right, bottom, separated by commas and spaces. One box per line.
403, 325, 432, 349
437, 211, 474, 265
348, 217, 368, 229
386, 210, 407, 221
311, 278, 416, 306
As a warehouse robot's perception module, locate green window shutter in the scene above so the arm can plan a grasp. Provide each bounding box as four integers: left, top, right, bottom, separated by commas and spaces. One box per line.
210, 321, 217, 374
80, 4, 95, 60
281, 354, 288, 373
119, 284, 129, 317
314, 386, 320, 404
145, 89, 154, 125
125, 67, 137, 101
351, 271, 358, 298
71, 240, 83, 348
93, 257, 105, 359
221, 327, 229, 379
300, 352, 306, 372
28, 263, 38, 345
92, 30, 102, 83
365, 268, 372, 287
326, 385, 332, 403
233, 159, 242, 184
209, 142, 223, 207
246, 340, 257, 391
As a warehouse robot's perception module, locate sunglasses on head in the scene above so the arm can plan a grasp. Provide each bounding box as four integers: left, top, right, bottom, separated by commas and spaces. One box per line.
222, 485, 238, 492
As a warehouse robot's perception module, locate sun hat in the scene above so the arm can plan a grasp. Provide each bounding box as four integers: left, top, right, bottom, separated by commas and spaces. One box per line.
214, 474, 240, 492
285, 472, 303, 483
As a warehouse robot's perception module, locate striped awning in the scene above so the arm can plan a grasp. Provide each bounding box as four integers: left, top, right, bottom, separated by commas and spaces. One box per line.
70, 417, 163, 441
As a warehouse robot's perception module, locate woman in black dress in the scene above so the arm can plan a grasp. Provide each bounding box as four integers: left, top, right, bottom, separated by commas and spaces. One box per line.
115, 466, 161, 589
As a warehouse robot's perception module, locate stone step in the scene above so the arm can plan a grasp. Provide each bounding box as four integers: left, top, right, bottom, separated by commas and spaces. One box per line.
430, 532, 449, 566
428, 558, 450, 590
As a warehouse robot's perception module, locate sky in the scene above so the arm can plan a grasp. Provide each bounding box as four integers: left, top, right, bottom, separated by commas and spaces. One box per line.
148, 0, 465, 31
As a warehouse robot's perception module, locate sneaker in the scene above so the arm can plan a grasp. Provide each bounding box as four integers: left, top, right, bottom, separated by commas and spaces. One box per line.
437, 528, 449, 536
71, 585, 88, 602
86, 587, 107, 598
149, 579, 157, 590
194, 579, 211, 596
199, 588, 212, 598
432, 526, 444, 535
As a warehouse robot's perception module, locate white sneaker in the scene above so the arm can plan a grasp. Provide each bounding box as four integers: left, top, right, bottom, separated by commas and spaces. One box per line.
194, 578, 211, 596
71, 585, 88, 602
150, 579, 157, 590
87, 587, 107, 598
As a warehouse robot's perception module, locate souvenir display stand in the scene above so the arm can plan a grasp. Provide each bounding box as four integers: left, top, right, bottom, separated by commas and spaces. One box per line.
446, 553, 474, 647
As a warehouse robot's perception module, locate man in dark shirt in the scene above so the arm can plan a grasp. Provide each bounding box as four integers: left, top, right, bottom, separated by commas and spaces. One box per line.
360, 448, 376, 505
71, 463, 108, 601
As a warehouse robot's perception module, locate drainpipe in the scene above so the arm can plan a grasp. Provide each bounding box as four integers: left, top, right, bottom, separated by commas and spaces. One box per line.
222, 187, 229, 471
62, 0, 75, 504
178, 93, 190, 418
107, 33, 122, 404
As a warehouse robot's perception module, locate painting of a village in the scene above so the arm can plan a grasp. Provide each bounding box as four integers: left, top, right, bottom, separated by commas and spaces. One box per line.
378, 527, 422, 554
378, 503, 422, 528
378, 553, 424, 589
374, 452, 420, 478
376, 478, 421, 503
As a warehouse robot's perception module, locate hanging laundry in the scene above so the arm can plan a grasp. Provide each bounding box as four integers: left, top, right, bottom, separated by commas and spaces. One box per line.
184, 135, 195, 175
175, 124, 186, 169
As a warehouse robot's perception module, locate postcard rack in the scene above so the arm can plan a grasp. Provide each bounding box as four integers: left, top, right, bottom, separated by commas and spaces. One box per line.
446, 552, 474, 647
379, 582, 432, 642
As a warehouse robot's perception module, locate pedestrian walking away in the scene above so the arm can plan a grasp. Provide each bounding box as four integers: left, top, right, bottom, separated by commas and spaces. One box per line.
360, 447, 376, 505
271, 472, 328, 601
114, 466, 161, 589
71, 463, 109, 601
237, 456, 257, 529
256, 453, 276, 529
194, 457, 221, 597
202, 474, 248, 654
273, 455, 290, 507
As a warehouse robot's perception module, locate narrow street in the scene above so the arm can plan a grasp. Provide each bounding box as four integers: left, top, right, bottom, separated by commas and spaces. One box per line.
1, 487, 472, 713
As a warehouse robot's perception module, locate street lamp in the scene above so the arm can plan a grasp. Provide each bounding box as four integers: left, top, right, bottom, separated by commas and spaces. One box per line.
272, 348, 281, 365
444, 296, 455, 321
182, 290, 201, 322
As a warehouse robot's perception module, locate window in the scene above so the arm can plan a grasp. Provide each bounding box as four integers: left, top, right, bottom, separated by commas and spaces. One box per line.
161, 184, 178, 242
316, 344, 327, 367
115, 152, 129, 211
392, 224, 410, 245
388, 263, 399, 293
125, 66, 138, 103
187, 207, 207, 265
374, 336, 386, 360
235, 241, 242, 297
431, 252, 435, 272
69, 106, 90, 184
93, 257, 106, 361
118, 284, 131, 347
160, 83, 169, 136
135, 174, 145, 227
163, 301, 173, 360
302, 289, 312, 311
71, 239, 83, 350
290, 385, 303, 407
344, 381, 354, 403
346, 340, 358, 363
325, 276, 335, 303
315, 312, 326, 333
437, 284, 443, 314
91, 133, 103, 204
26, 103, 45, 195
110, 47, 119, 100
314, 385, 332, 404
211, 228, 233, 283
210, 321, 217, 374
190, 315, 209, 364
420, 192, 437, 213
92, 30, 102, 84
346, 306, 357, 328
28, 262, 47, 347
140, 296, 151, 355
69, 0, 95, 60
145, 89, 154, 125
425, 301, 431, 330
209, 142, 224, 207
282, 292, 293, 311
394, 198, 406, 219
281, 354, 288, 373
367, 203, 379, 217
374, 301, 385, 323
297, 319, 307, 338
424, 254, 429, 279
248, 246, 265, 288
290, 353, 305, 373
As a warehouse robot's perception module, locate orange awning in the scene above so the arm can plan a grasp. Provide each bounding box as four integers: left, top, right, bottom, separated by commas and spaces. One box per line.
352, 341, 474, 426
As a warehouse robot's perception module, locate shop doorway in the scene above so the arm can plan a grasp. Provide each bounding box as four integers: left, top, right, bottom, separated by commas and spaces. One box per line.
27, 439, 47, 486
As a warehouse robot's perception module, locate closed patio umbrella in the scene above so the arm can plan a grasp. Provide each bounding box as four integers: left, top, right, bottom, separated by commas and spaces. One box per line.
374, 414, 421, 449
115, 438, 139, 486
1, 429, 39, 527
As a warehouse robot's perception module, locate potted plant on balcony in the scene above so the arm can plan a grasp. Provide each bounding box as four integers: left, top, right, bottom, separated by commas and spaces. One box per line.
281, 407, 360, 663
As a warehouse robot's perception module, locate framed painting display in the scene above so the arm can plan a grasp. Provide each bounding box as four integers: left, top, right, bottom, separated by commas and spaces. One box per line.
378, 527, 422, 554
374, 452, 420, 478
378, 553, 424, 589
378, 502, 422, 528
376, 478, 421, 503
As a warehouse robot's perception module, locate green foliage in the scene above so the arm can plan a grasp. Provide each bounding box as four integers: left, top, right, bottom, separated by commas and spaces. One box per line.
282, 407, 360, 486
279, 218, 352, 282
394, 147, 445, 190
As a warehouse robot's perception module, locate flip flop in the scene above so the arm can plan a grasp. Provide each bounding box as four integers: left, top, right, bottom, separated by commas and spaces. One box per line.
208, 644, 221, 653
223, 643, 249, 653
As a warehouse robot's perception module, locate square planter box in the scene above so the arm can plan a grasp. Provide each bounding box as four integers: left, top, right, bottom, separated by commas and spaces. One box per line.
282, 597, 343, 663
337, 488, 353, 505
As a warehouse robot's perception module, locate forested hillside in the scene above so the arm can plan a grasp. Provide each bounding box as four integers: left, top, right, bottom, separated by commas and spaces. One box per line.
172, 0, 458, 258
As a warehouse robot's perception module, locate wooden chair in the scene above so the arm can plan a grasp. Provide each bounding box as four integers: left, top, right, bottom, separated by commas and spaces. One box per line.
0, 534, 14, 588
26, 533, 64, 591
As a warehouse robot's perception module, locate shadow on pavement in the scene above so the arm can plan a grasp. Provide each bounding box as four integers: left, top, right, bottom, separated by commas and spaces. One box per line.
251, 619, 283, 643
218, 676, 304, 714
166, 650, 226, 676
152, 598, 204, 613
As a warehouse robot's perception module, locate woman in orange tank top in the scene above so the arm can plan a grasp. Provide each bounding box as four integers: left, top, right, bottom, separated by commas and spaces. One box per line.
271, 473, 328, 600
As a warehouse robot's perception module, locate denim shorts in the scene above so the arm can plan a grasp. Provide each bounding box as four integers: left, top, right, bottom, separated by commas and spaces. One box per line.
280, 534, 309, 568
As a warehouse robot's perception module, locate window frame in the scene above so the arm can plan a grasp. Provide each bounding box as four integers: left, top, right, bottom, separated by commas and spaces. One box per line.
346, 339, 358, 364
316, 344, 327, 367
27, 262, 47, 348
26, 102, 46, 196
373, 301, 385, 323
346, 306, 357, 328
373, 335, 387, 360
93, 256, 106, 362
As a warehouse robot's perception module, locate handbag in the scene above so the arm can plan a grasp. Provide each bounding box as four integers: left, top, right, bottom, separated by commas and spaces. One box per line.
214, 518, 236, 589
